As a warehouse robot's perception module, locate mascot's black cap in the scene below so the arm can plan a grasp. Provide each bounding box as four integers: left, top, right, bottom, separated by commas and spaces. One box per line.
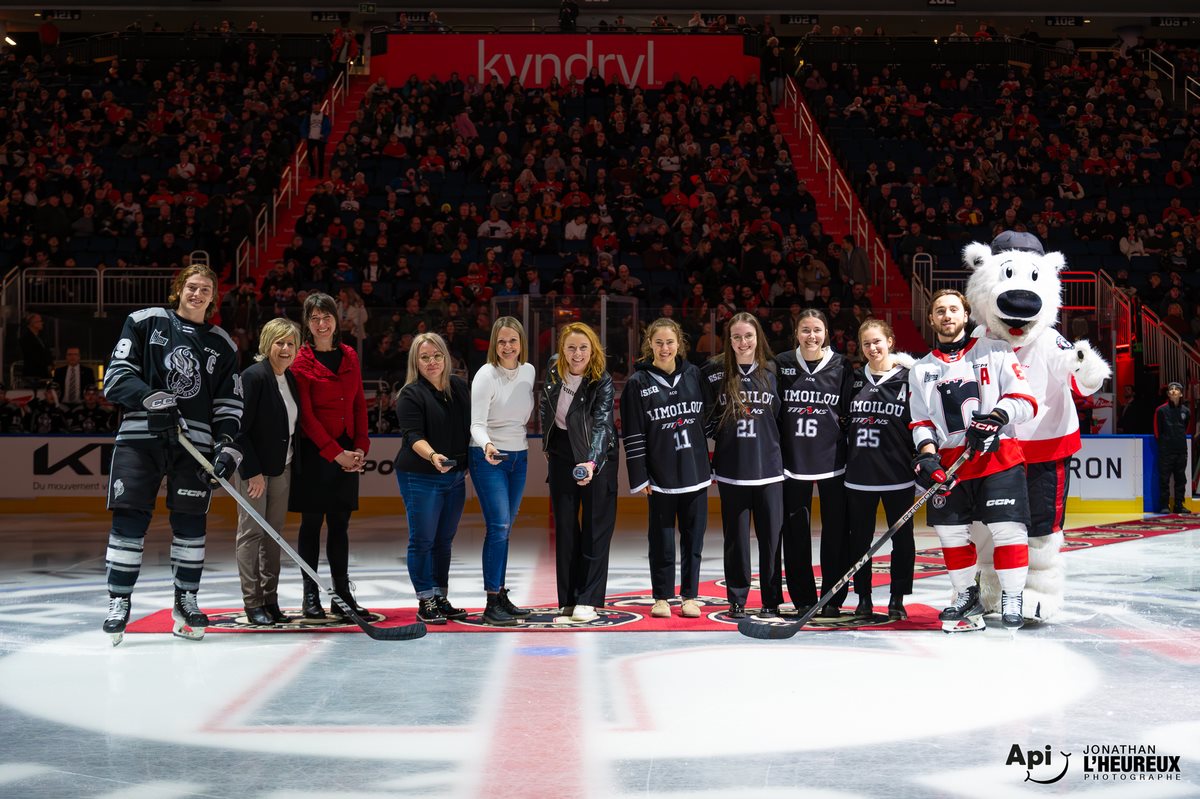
991, 230, 1044, 256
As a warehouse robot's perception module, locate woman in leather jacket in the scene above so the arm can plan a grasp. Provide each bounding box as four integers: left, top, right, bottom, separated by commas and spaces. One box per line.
539, 322, 618, 622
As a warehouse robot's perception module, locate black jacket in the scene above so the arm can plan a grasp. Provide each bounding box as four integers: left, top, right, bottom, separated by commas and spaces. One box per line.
1154, 400, 1190, 452
394, 374, 471, 474
539, 357, 617, 472
236, 358, 300, 479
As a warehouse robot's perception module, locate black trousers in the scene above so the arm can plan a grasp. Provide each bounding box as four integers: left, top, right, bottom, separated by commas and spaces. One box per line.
782, 475, 848, 608
1159, 447, 1188, 510
1026, 459, 1070, 537
846, 487, 916, 599
716, 481, 783, 608
298, 509, 352, 587
307, 138, 326, 177
549, 436, 618, 607
647, 488, 708, 600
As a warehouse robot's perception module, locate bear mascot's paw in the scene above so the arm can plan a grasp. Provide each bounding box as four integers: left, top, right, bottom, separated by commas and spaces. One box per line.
1071, 339, 1112, 395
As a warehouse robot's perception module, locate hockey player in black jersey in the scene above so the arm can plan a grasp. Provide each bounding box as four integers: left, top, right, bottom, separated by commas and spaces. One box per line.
774, 309, 855, 618
24, 381, 68, 433
622, 318, 712, 620
0, 383, 24, 432
101, 263, 244, 645
68, 386, 117, 433
702, 313, 784, 619
844, 319, 916, 621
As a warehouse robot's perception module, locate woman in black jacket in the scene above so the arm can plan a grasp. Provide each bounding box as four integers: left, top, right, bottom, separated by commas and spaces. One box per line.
540, 322, 618, 622
234, 318, 302, 626
393, 332, 473, 625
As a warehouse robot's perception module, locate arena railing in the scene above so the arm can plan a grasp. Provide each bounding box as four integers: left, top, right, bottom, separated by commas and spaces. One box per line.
50, 31, 330, 66
910, 253, 934, 345
784, 76, 892, 305
1186, 75, 1200, 110
1144, 48, 1177, 104
1140, 305, 1200, 391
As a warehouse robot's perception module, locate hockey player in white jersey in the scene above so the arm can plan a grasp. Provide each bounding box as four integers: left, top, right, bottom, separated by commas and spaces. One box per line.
908, 289, 1038, 632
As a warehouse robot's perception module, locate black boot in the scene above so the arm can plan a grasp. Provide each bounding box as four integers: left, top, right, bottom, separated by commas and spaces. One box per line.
483, 592, 519, 626
302, 579, 326, 620
417, 597, 447, 625
854, 594, 874, 619
329, 579, 370, 618
498, 587, 530, 617
435, 595, 468, 620
245, 606, 273, 626
264, 602, 290, 623
888, 594, 907, 620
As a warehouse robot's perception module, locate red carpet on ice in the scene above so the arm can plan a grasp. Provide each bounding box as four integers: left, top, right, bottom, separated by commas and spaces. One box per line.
125, 514, 1200, 636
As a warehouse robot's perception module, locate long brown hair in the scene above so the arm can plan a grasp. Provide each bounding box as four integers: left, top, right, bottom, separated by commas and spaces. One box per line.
639, 317, 688, 363
719, 312, 773, 427
168, 263, 220, 320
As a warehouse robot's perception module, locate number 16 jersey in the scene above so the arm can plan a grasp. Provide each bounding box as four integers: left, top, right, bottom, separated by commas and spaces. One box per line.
774, 348, 854, 480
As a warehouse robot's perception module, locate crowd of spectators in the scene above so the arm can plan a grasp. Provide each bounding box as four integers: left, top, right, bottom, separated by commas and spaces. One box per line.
0, 31, 338, 282
258, 58, 886, 388
801, 44, 1200, 338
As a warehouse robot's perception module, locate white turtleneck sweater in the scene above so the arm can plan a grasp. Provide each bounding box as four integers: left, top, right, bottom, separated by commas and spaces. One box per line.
470, 361, 536, 451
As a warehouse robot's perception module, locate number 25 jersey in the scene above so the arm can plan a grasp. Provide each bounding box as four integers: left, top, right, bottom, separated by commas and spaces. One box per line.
908, 336, 1038, 481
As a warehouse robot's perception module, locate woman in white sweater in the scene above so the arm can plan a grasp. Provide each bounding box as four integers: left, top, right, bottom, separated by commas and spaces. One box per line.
469, 316, 537, 625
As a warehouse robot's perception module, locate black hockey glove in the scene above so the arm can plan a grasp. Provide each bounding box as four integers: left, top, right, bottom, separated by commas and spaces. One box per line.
204, 436, 243, 486
965, 408, 1009, 454
142, 391, 181, 434
913, 451, 956, 493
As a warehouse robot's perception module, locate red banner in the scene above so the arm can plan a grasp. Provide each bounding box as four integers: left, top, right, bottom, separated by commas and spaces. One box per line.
371, 34, 760, 90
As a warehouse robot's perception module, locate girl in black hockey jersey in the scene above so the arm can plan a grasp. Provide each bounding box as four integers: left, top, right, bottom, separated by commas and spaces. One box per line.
702, 312, 784, 619
844, 319, 916, 621
775, 308, 855, 618
622, 318, 712, 620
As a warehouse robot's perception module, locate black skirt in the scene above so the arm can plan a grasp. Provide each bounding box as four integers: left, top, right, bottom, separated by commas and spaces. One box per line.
288, 434, 360, 513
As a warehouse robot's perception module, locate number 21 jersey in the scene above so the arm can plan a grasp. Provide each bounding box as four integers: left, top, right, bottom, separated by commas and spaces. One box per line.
701, 360, 783, 485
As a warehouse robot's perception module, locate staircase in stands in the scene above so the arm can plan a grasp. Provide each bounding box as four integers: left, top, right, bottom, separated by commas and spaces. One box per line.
774, 95, 927, 354
253, 74, 374, 287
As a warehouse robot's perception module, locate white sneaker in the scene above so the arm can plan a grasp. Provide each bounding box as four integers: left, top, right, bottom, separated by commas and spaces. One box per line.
571, 604, 598, 622
650, 599, 672, 618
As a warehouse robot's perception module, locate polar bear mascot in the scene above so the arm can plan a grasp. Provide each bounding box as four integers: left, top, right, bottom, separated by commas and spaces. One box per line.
963, 231, 1111, 622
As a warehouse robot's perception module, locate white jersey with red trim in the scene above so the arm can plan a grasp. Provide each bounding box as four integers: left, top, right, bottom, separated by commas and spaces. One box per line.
1010, 330, 1085, 464
908, 336, 1038, 481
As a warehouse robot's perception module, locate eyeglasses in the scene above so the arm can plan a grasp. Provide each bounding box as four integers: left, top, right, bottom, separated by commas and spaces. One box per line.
418, 353, 445, 364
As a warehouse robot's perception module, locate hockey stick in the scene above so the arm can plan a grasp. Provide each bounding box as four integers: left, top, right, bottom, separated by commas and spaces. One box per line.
738, 448, 972, 640
176, 429, 427, 641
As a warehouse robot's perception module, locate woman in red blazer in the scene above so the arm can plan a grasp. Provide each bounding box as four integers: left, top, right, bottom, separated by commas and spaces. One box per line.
290, 292, 371, 620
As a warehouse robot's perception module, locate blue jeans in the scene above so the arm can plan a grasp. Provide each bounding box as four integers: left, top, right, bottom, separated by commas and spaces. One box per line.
469, 446, 528, 592
396, 470, 465, 600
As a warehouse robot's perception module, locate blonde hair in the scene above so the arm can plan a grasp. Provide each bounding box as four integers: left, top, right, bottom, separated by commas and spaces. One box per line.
167, 263, 220, 319
256, 317, 301, 361
554, 322, 606, 382
640, 317, 688, 362
404, 332, 453, 395
487, 316, 528, 367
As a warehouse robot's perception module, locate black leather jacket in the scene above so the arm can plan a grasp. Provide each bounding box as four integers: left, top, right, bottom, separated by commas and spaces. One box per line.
540, 359, 617, 472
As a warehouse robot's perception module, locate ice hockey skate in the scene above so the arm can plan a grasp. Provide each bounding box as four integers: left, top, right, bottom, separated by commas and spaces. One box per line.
1000, 590, 1025, 629
172, 588, 208, 641
939, 585, 986, 633
103, 594, 131, 647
